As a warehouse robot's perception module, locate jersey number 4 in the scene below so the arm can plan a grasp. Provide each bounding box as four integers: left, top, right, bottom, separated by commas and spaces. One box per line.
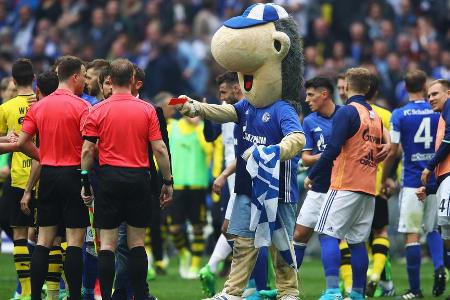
414, 117, 433, 149
439, 198, 449, 215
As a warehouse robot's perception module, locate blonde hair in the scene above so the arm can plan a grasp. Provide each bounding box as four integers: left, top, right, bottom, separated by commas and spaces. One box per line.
345, 67, 371, 95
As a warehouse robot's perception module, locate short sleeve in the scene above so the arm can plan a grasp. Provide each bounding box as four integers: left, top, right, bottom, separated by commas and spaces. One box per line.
79, 105, 90, 133
147, 106, 162, 141
21, 106, 37, 136
0, 105, 7, 134
82, 111, 99, 138
302, 117, 313, 151
233, 100, 248, 125
279, 103, 303, 137
390, 109, 401, 144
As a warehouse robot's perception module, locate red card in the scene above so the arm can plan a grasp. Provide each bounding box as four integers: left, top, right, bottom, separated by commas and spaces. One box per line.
168, 98, 188, 105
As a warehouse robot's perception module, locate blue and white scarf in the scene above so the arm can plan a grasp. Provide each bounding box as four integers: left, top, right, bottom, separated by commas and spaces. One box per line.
246, 144, 297, 269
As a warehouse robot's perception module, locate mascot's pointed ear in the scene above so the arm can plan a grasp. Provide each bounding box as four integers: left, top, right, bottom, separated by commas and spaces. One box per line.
272, 31, 290, 61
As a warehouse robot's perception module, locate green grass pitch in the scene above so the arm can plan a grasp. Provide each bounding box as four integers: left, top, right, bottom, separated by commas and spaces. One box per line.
0, 254, 447, 300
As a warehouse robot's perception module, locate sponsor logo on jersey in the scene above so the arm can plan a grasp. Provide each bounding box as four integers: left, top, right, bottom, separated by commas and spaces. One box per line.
362, 127, 381, 144
243, 132, 267, 145
360, 150, 376, 167
411, 152, 434, 162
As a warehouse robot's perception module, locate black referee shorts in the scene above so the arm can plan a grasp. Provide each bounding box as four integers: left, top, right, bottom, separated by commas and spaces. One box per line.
94, 166, 152, 229
166, 189, 207, 226
371, 195, 389, 230
7, 186, 35, 227
37, 166, 89, 228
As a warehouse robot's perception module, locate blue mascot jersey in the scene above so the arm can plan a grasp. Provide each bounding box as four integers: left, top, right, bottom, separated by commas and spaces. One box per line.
233, 99, 303, 203
391, 100, 439, 188
302, 106, 340, 193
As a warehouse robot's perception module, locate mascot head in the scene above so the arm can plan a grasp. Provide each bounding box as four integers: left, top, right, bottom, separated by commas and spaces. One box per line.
211, 3, 303, 108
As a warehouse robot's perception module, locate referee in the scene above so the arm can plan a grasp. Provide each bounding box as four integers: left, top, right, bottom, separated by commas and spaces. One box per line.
81, 58, 173, 300
18, 56, 91, 300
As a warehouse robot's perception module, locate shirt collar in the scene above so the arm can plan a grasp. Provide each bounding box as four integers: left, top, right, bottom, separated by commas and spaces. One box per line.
54, 88, 74, 96
346, 95, 372, 110
317, 104, 339, 119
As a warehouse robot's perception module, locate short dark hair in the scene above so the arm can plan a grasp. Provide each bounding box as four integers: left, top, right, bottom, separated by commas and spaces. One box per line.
86, 59, 110, 71
133, 64, 145, 83
98, 66, 111, 85
404, 70, 427, 93
37, 71, 59, 97
57, 56, 83, 81
304, 77, 334, 97
366, 74, 380, 100
110, 59, 134, 87
216, 72, 238, 86
12, 58, 34, 86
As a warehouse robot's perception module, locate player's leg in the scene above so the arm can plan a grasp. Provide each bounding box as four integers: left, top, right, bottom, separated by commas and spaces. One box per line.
339, 240, 352, 296
366, 195, 391, 297
149, 193, 164, 274
112, 222, 132, 300
345, 193, 375, 300
294, 190, 327, 269
97, 228, 119, 300
397, 187, 424, 299
82, 228, 98, 300
166, 189, 191, 278
126, 225, 148, 300
188, 189, 207, 278
9, 186, 34, 299
315, 190, 346, 300
46, 235, 63, 300
423, 193, 446, 296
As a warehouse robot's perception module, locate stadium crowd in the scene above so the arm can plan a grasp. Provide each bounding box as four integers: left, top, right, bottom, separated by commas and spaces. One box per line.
0, 0, 449, 108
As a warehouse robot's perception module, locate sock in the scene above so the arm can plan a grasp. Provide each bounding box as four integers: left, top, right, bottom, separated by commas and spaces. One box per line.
98, 250, 115, 300
129, 246, 148, 300
208, 234, 232, 273
171, 230, 189, 254
13, 239, 31, 297
371, 237, 390, 280
406, 243, 421, 293
191, 230, 205, 269
27, 240, 36, 254
349, 242, 369, 295
46, 246, 63, 298
427, 231, 444, 271
293, 241, 307, 269
82, 242, 97, 299
253, 246, 269, 291
30, 245, 50, 299
339, 240, 352, 293
64, 246, 83, 300
320, 235, 340, 289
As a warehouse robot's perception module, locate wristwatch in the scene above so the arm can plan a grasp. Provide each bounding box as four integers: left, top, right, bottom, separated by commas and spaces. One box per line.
163, 176, 173, 186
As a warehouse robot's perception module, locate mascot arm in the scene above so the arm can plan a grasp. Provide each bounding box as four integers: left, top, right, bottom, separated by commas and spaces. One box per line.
177, 96, 238, 123
279, 132, 306, 161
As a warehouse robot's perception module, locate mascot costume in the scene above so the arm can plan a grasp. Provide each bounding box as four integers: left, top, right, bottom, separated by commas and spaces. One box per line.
176, 3, 305, 300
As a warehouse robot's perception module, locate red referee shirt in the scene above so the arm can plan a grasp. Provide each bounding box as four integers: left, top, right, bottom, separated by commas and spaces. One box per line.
82, 93, 162, 168
22, 88, 91, 166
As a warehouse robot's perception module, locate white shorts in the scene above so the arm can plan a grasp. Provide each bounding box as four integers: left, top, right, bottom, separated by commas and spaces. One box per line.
398, 187, 437, 233
437, 176, 450, 227
315, 190, 375, 244
296, 190, 327, 228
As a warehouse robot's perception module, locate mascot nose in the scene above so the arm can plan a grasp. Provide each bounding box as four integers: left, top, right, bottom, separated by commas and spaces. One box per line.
211, 26, 266, 74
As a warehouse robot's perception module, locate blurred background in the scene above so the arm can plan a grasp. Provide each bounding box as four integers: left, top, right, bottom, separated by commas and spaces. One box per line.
0, 0, 448, 111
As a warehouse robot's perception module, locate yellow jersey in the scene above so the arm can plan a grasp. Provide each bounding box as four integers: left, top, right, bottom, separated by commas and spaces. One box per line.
0, 95, 34, 189
371, 104, 391, 196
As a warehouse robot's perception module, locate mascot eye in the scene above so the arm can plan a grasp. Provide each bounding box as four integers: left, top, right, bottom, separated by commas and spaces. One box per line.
273, 40, 281, 52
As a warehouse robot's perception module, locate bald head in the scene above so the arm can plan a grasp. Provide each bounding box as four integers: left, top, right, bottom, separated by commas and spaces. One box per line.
110, 58, 134, 87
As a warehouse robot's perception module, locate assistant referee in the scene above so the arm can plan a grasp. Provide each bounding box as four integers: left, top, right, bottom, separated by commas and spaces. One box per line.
81, 58, 173, 300
18, 55, 91, 300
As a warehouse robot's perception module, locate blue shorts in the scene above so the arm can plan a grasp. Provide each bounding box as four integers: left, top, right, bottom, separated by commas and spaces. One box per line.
227, 194, 296, 239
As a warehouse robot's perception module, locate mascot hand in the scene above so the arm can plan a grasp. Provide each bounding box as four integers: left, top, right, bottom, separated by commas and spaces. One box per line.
176, 95, 201, 118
